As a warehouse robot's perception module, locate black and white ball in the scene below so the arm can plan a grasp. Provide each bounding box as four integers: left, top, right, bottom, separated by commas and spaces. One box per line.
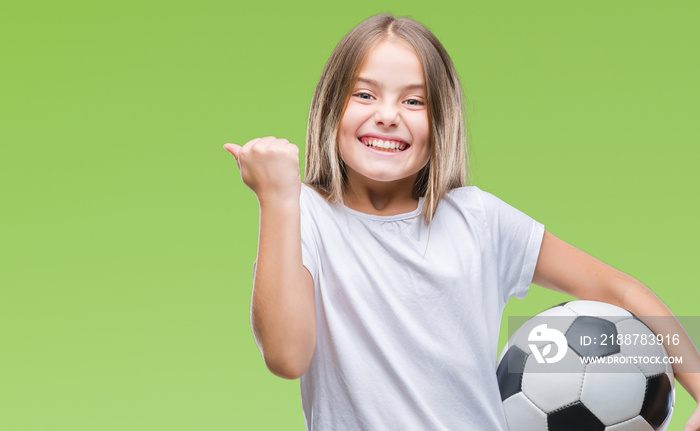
497, 300, 675, 431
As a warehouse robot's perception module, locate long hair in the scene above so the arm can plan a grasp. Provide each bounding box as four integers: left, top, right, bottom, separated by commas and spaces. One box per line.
305, 14, 469, 224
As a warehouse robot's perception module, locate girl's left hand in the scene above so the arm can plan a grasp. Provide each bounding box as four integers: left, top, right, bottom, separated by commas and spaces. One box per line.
685, 404, 700, 431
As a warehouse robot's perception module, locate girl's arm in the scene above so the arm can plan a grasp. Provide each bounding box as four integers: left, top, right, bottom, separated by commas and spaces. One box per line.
532, 230, 700, 430
225, 137, 316, 380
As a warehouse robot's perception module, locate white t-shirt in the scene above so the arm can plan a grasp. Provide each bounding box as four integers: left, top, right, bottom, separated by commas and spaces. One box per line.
299, 183, 545, 431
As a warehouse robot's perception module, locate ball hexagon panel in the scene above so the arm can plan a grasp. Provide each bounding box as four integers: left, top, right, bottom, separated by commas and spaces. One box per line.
563, 300, 633, 323
497, 345, 528, 401
616, 318, 668, 377
580, 359, 647, 425
664, 359, 675, 395
566, 316, 620, 358
632, 314, 653, 330
604, 415, 655, 431
640, 374, 674, 430
655, 406, 674, 431
502, 392, 547, 431
542, 304, 574, 315
521, 349, 585, 413
508, 307, 578, 354
547, 401, 606, 431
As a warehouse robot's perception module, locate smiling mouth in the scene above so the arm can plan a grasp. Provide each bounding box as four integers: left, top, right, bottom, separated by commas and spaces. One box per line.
359, 137, 410, 152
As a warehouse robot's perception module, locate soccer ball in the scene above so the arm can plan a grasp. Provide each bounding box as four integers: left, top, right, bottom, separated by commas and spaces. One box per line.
497, 300, 675, 431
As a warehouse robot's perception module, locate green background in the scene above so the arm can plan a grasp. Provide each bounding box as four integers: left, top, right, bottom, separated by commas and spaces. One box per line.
2, 0, 698, 429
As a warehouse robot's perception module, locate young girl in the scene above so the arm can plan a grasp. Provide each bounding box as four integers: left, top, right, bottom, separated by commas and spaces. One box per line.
225, 14, 700, 430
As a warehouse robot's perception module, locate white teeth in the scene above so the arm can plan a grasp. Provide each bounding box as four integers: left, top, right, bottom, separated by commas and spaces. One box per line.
363, 138, 407, 152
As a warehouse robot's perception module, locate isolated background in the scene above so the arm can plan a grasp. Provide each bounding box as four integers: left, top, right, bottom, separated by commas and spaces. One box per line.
2, 0, 698, 429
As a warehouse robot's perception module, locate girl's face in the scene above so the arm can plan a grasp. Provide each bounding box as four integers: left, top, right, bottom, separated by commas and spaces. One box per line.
338, 39, 431, 188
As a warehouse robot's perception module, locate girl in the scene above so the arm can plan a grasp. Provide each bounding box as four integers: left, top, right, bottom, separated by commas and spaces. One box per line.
225, 14, 700, 431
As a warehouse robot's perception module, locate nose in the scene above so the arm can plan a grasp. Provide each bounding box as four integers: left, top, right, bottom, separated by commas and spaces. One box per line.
373, 101, 400, 127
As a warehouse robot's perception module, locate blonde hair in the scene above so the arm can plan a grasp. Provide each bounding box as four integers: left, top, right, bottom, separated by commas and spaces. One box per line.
305, 14, 469, 224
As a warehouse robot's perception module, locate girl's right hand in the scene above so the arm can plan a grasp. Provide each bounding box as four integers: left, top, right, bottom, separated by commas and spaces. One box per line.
224, 137, 302, 204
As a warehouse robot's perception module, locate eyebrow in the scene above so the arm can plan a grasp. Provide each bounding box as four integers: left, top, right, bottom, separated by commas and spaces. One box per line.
356, 77, 424, 92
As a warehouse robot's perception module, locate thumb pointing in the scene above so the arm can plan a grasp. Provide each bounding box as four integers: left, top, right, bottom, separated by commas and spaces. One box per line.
223, 143, 241, 161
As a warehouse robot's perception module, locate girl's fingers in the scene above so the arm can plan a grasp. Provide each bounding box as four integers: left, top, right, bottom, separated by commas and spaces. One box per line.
223, 143, 241, 160
224, 137, 295, 172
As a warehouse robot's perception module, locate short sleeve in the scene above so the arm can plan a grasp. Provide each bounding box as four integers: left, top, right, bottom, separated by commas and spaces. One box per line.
478, 189, 545, 301
299, 185, 320, 286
